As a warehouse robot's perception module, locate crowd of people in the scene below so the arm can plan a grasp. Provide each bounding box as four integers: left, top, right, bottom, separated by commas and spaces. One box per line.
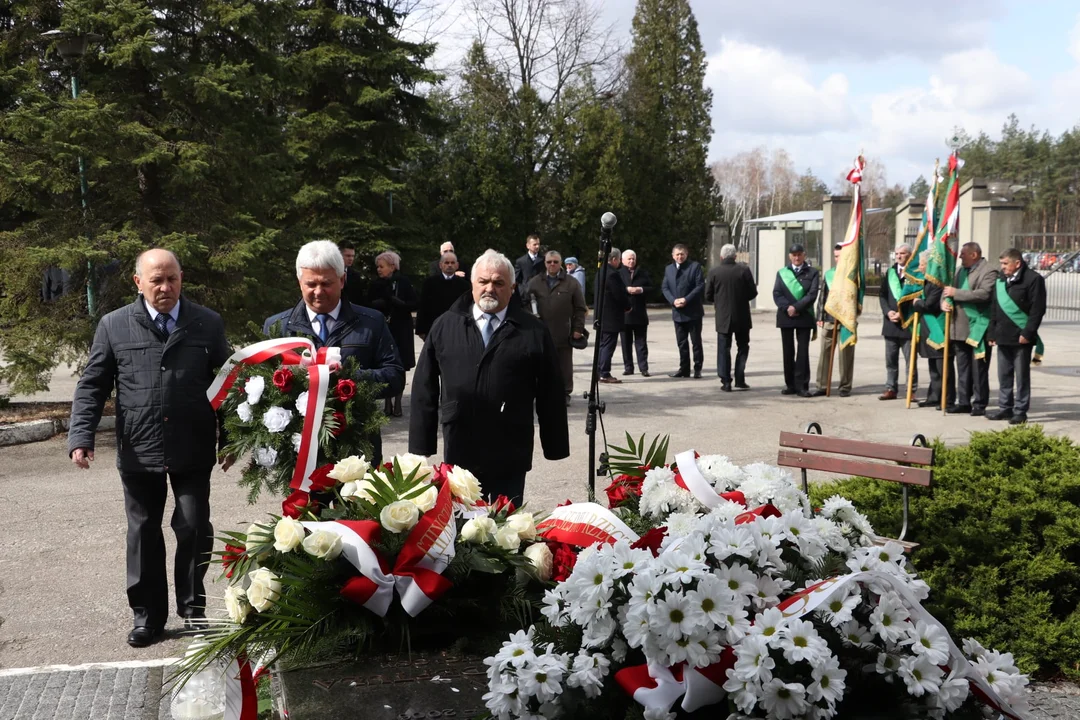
64, 232, 1046, 649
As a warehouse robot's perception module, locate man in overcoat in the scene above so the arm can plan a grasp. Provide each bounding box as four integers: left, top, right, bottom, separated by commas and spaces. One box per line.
772, 243, 819, 397
619, 249, 652, 377
661, 244, 706, 378
705, 243, 757, 391
527, 250, 587, 403
416, 252, 470, 340
595, 249, 630, 384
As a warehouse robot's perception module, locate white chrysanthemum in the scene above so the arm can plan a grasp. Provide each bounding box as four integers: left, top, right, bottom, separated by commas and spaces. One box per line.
639, 466, 698, 519
731, 632, 775, 684
715, 562, 758, 597
760, 678, 808, 719
808, 654, 846, 706
236, 401, 254, 423
778, 618, 830, 664
696, 454, 746, 490
869, 591, 911, 643
262, 405, 293, 433
665, 512, 698, 538
899, 654, 944, 697
650, 590, 704, 641
707, 524, 756, 562
566, 651, 609, 699
839, 620, 876, 649
687, 573, 741, 627
817, 586, 862, 627
904, 620, 950, 666
751, 575, 789, 610
709, 499, 748, 522
750, 607, 785, 641
253, 446, 278, 468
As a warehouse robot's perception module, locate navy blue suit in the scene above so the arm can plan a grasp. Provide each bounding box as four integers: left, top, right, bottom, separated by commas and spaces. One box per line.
662, 261, 706, 374
772, 265, 819, 393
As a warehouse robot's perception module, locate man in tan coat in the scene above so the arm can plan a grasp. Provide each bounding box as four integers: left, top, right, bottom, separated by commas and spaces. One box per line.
527, 251, 587, 405
942, 242, 997, 416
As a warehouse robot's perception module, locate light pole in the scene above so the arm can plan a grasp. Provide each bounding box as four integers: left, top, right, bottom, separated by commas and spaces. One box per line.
41, 29, 101, 316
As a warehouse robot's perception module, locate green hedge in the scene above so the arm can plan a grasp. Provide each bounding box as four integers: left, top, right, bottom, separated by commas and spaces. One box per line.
810, 426, 1080, 680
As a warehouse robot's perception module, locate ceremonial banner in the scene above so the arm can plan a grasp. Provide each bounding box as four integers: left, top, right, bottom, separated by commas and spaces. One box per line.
899, 166, 939, 327
824, 156, 865, 348
924, 152, 961, 349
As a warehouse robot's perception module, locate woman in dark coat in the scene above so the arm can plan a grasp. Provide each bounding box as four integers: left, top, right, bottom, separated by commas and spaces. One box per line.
367, 251, 419, 417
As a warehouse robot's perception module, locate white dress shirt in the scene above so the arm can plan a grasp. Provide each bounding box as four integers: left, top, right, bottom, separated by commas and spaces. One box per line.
144, 297, 180, 333
306, 301, 343, 337
472, 303, 509, 339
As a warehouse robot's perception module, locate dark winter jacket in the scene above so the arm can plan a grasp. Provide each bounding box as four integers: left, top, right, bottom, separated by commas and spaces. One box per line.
662, 261, 706, 322
620, 266, 653, 326
68, 297, 231, 473
773, 265, 820, 329
416, 273, 470, 337
514, 252, 544, 298
367, 272, 420, 371
879, 264, 912, 341
526, 272, 587, 349
408, 294, 569, 478
988, 262, 1047, 346
705, 258, 757, 334
594, 265, 630, 333
913, 283, 947, 359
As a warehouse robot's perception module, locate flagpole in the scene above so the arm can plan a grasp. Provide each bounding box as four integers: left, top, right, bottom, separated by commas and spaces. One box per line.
906, 314, 919, 409
941, 310, 951, 413
825, 323, 838, 396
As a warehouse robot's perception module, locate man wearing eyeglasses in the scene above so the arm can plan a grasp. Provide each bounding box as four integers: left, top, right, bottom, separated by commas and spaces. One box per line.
527, 251, 587, 405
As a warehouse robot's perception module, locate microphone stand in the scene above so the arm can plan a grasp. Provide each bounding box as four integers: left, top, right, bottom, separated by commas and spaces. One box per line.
586, 226, 613, 502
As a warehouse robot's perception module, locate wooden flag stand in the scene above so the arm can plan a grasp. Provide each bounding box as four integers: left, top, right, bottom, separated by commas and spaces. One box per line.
905, 314, 919, 409
825, 323, 839, 396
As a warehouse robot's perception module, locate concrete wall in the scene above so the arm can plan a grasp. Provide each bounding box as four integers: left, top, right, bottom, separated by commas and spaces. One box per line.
708, 222, 731, 270
959, 179, 1025, 261
821, 195, 852, 271
894, 199, 925, 252
756, 228, 788, 311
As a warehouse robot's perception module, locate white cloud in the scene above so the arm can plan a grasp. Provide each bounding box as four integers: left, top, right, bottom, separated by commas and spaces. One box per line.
706, 39, 854, 135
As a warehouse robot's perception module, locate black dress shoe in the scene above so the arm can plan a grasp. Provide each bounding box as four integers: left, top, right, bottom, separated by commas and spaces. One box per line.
781, 388, 796, 395
917, 399, 939, 408
986, 409, 1013, 421
669, 370, 690, 378
970, 407, 986, 417
810, 389, 826, 397
622, 369, 634, 376
641, 371, 651, 377
721, 383, 732, 392
946, 405, 972, 414
797, 390, 813, 398
734, 382, 750, 390
127, 626, 165, 648
838, 389, 851, 397
693, 370, 702, 379
1009, 413, 1028, 425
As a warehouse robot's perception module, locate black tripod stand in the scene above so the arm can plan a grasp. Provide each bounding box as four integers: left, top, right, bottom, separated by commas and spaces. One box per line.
585, 212, 617, 501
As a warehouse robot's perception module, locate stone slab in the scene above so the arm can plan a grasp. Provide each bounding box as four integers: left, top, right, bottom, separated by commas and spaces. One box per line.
0, 416, 114, 446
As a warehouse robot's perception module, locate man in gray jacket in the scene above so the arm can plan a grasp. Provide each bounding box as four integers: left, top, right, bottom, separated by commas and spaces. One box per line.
942, 242, 997, 415
68, 249, 231, 647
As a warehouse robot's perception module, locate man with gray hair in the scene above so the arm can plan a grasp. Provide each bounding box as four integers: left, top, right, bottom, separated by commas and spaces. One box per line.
264, 240, 404, 460
705, 243, 757, 391
879, 243, 917, 400
595, 248, 630, 384
410, 249, 569, 504
619, 249, 652, 377
942, 242, 996, 415
68, 248, 231, 647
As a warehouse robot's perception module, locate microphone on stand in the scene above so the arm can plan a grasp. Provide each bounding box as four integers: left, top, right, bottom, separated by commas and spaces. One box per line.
587, 211, 618, 501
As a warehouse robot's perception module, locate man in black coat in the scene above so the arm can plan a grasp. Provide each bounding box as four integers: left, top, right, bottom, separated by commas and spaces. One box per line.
705, 243, 758, 391
514, 234, 544, 302
428, 242, 470, 279
416, 252, 470, 339
987, 248, 1047, 424
264, 240, 405, 461
878, 243, 917, 400
339, 242, 369, 308
772, 244, 819, 397
68, 249, 232, 648
409, 249, 570, 505
910, 250, 955, 408
661, 244, 706, 378
595, 249, 630, 384
619, 249, 652, 377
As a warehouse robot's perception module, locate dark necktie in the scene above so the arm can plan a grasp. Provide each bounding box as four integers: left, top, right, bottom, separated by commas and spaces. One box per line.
316, 313, 330, 343
154, 314, 170, 336
482, 314, 497, 347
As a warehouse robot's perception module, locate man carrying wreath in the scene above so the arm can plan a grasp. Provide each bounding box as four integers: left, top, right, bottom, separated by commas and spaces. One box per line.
263, 240, 404, 463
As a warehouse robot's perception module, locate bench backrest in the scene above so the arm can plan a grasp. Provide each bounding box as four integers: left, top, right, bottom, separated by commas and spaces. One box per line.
777, 431, 934, 487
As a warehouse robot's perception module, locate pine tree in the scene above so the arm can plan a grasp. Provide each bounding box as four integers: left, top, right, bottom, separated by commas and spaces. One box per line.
619, 0, 715, 275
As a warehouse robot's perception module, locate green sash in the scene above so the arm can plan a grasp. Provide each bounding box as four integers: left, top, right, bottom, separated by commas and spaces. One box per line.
995, 279, 1045, 363
887, 267, 904, 306
824, 267, 835, 289
956, 268, 989, 359
779, 267, 815, 322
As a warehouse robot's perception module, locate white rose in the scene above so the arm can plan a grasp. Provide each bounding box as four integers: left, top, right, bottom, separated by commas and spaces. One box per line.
328, 455, 370, 484
447, 466, 482, 504
393, 453, 433, 483
244, 376, 265, 405
246, 567, 281, 612
245, 523, 272, 547
460, 516, 497, 543
380, 500, 420, 534
224, 585, 252, 624
253, 447, 278, 468
237, 401, 254, 423
341, 479, 377, 503
302, 530, 343, 560
409, 484, 439, 513
495, 524, 522, 551
505, 512, 537, 541
262, 406, 293, 433
291, 433, 302, 453
273, 516, 305, 552
523, 543, 553, 580
295, 391, 309, 417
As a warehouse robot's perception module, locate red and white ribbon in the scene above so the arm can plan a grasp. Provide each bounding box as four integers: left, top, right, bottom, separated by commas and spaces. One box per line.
672, 451, 751, 510
392, 481, 457, 616
223, 654, 257, 720
302, 519, 395, 616
615, 656, 732, 713
206, 337, 341, 492
536, 502, 640, 547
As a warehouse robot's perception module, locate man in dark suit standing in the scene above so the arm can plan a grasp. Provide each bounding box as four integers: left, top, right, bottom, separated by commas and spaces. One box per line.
428, 242, 469, 279
773, 243, 819, 397
661, 244, 706, 378
619, 249, 651, 377
339, 242, 368, 307
987, 247, 1047, 425
514, 234, 544, 301
595, 249, 630, 384
416, 252, 470, 340
910, 250, 955, 408
68, 249, 232, 647
878, 243, 917, 400
410, 249, 570, 505
705, 243, 757, 391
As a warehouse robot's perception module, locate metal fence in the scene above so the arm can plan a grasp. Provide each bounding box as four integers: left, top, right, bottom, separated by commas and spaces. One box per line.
1012, 233, 1080, 322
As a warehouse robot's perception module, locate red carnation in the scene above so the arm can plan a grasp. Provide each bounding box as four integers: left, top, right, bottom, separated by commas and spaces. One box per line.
282, 489, 316, 519
490, 495, 517, 515
551, 542, 578, 582
335, 379, 357, 403
604, 473, 643, 508
330, 411, 346, 437
307, 463, 336, 492
631, 526, 668, 557
272, 368, 294, 392
222, 543, 245, 579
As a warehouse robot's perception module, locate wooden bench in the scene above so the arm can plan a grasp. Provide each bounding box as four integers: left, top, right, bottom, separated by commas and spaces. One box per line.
777, 423, 934, 550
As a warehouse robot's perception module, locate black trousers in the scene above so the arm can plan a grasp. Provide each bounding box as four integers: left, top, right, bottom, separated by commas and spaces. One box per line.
780, 327, 812, 392
674, 318, 704, 374
598, 330, 620, 377
925, 354, 956, 406
620, 325, 649, 374
955, 343, 992, 410
717, 329, 750, 384
884, 336, 918, 393
996, 344, 1034, 414
474, 469, 527, 508
120, 469, 213, 629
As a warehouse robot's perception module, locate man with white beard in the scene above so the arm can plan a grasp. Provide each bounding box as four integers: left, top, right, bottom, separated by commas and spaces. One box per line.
409, 249, 570, 504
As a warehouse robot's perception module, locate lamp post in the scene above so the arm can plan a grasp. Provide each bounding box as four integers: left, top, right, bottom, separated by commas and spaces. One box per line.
41, 29, 101, 316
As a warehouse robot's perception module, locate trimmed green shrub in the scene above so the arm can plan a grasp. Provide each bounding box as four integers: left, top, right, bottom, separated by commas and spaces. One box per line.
811, 425, 1080, 680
